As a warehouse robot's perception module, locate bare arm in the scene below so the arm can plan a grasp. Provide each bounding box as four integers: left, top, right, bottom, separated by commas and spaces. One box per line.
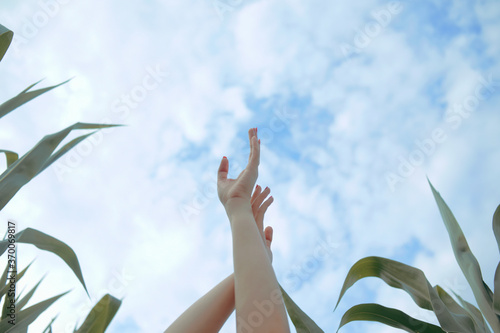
218, 128, 290, 333
164, 181, 277, 333
227, 202, 289, 333
164, 273, 235, 333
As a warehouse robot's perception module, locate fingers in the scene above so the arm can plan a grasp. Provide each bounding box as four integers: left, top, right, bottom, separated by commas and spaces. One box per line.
255, 195, 273, 230
265, 226, 273, 247
217, 156, 228, 182
251, 184, 262, 204
247, 127, 260, 169
251, 185, 270, 208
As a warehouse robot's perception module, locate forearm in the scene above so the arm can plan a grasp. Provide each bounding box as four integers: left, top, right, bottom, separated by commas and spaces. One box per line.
227, 203, 290, 333
164, 273, 235, 333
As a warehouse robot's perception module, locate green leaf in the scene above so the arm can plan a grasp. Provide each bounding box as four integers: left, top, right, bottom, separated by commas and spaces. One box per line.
337, 303, 446, 333
0, 122, 121, 211
0, 24, 13, 62
428, 179, 500, 332
335, 256, 474, 332
0, 261, 33, 304
453, 291, 492, 333
0, 228, 88, 297
42, 314, 58, 333
16, 275, 45, 310
0, 290, 69, 332
75, 294, 121, 333
0, 79, 69, 120
494, 262, 500, 315
0, 151, 18, 168
493, 205, 500, 254
435, 285, 487, 333
279, 284, 324, 333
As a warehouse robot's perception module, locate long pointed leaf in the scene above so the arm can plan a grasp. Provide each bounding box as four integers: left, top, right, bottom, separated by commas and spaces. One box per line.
0, 261, 34, 303
279, 284, 324, 333
0, 122, 120, 211
493, 205, 500, 254
42, 314, 58, 333
435, 285, 485, 333
453, 291, 492, 333
0, 228, 88, 297
0, 24, 13, 62
335, 256, 474, 332
75, 294, 121, 333
428, 179, 500, 331
494, 262, 500, 315
37, 131, 96, 175
337, 303, 445, 333
0, 80, 69, 119
16, 275, 45, 310
0, 290, 69, 332
0, 150, 18, 168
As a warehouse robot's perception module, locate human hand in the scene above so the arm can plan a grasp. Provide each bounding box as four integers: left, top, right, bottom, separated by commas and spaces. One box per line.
217, 127, 260, 212
251, 185, 274, 263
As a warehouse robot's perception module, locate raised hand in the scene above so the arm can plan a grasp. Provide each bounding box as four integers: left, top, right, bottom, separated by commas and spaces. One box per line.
251, 184, 274, 262
217, 128, 260, 211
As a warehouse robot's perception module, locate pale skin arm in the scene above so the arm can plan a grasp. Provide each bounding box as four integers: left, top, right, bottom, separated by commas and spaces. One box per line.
164, 181, 275, 333
219, 128, 290, 333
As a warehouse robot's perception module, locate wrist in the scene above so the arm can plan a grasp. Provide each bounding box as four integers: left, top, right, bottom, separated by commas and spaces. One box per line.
224, 199, 253, 221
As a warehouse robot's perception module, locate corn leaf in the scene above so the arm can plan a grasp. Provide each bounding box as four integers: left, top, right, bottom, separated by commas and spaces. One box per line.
337, 303, 445, 333
16, 275, 45, 311
0, 150, 18, 168
435, 285, 486, 333
494, 262, 500, 315
428, 179, 500, 332
0, 261, 33, 304
453, 291, 492, 333
0, 80, 69, 119
0, 24, 13, 62
335, 256, 474, 332
74, 294, 121, 333
42, 314, 58, 333
493, 205, 500, 254
0, 290, 69, 332
0, 228, 88, 297
0, 122, 120, 211
279, 284, 324, 333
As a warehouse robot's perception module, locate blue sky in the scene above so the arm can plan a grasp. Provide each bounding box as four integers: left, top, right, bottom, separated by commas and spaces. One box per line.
1, 0, 500, 332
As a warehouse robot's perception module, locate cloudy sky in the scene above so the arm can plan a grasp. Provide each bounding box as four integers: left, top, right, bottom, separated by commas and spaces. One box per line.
1, 0, 500, 332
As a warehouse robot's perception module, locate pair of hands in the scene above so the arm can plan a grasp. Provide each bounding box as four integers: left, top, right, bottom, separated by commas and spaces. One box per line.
217, 127, 274, 262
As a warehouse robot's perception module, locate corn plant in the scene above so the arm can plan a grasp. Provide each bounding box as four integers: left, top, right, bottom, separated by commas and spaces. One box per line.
334, 179, 500, 333
0, 23, 122, 332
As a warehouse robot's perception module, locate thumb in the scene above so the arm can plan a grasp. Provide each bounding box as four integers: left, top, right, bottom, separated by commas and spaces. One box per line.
218, 156, 228, 182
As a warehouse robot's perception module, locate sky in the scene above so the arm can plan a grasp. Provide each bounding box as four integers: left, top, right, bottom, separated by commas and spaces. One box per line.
0, 0, 500, 332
